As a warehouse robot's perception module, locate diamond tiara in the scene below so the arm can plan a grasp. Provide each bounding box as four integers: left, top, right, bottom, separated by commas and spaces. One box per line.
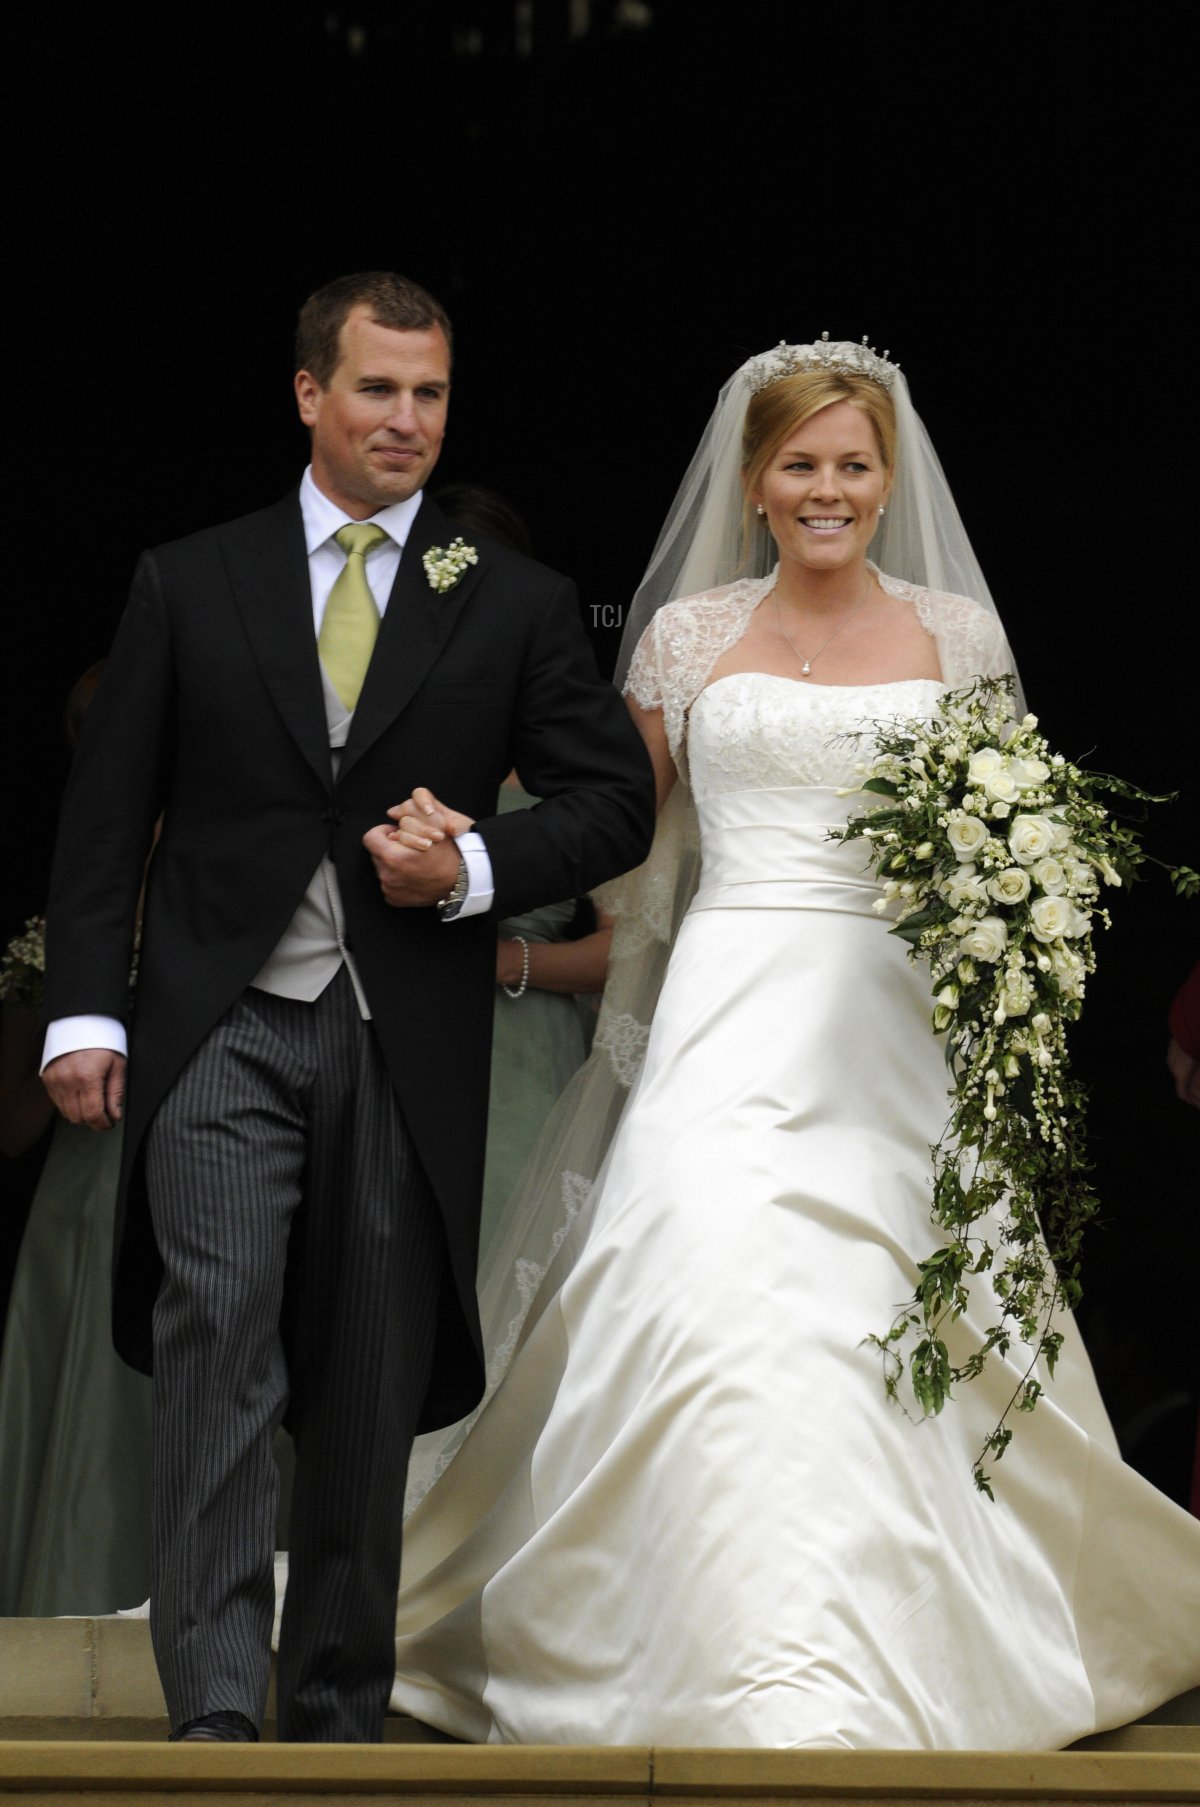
744, 334, 899, 396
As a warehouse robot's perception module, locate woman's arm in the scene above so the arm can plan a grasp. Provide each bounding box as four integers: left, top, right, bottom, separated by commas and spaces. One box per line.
626, 697, 677, 815
496, 912, 615, 995
491, 691, 675, 997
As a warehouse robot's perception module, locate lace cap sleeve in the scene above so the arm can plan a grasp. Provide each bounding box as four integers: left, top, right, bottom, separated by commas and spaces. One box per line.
623, 577, 769, 764
894, 579, 1017, 690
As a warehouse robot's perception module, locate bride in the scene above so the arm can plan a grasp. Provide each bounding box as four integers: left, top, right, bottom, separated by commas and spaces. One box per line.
378, 340, 1200, 1747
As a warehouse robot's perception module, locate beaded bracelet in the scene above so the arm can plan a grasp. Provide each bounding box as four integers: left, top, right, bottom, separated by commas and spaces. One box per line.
501, 934, 530, 1000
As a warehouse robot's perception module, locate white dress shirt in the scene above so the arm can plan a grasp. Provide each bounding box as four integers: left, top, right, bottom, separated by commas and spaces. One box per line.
42, 470, 494, 1070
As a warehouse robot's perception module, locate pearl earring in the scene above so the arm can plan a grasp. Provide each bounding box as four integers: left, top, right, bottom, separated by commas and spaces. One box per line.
878, 505, 886, 517
756, 504, 766, 518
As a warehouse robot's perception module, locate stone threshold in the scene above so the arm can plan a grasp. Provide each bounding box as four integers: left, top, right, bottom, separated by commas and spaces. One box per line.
2, 1619, 1200, 1770
1, 1741, 1199, 1805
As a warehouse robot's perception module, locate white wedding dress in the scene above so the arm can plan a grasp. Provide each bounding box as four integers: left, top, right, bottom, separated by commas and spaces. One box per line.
386, 629, 1200, 1748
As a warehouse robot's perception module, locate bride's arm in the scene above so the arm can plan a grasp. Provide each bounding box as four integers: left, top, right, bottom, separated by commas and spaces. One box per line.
626, 697, 677, 815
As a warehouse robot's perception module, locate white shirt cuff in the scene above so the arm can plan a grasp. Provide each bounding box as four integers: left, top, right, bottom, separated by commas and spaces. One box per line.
448, 830, 494, 920
41, 1015, 128, 1074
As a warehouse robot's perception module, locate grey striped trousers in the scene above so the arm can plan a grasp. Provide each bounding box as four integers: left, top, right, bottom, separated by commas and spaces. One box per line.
144, 968, 446, 1741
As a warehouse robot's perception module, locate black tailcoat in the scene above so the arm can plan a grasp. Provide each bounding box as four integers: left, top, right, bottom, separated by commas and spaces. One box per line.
44, 490, 655, 1430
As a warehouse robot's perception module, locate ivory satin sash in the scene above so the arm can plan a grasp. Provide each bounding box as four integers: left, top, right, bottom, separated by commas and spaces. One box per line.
690, 786, 879, 916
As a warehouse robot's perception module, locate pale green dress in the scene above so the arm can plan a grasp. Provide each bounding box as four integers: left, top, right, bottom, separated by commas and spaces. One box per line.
0, 1119, 154, 1614
479, 785, 591, 1267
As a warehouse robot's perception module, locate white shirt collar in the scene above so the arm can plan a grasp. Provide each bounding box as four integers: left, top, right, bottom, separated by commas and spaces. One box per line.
300, 465, 424, 555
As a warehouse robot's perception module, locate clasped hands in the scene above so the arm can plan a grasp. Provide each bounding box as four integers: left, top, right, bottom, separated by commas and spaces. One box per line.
363, 787, 476, 908
45, 790, 475, 1130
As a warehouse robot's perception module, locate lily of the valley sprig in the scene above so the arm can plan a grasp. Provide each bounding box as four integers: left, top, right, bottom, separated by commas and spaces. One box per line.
832, 674, 1195, 1497
423, 538, 479, 593
1, 911, 145, 1011
0, 915, 46, 1011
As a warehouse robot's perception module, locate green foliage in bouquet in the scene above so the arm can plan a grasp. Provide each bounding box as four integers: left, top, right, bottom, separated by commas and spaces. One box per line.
0, 916, 46, 1012
833, 676, 1196, 1496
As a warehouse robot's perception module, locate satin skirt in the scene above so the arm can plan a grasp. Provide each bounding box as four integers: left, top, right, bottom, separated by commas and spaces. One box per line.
390, 788, 1200, 1747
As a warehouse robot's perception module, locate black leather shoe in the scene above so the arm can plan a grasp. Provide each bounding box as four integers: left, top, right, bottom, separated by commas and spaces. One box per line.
169, 1710, 259, 1742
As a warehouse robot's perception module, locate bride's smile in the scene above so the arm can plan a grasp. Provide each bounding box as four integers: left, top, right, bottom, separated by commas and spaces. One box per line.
752, 399, 890, 575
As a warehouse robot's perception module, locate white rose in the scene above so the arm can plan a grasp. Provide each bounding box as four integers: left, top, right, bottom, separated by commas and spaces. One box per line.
1051, 947, 1086, 999
947, 814, 990, 859
990, 801, 1011, 819
967, 746, 1005, 782
1030, 894, 1074, 942
999, 969, 1034, 1016
988, 866, 1032, 905
1030, 856, 1067, 895
1009, 755, 1050, 789
984, 767, 1022, 805
1067, 906, 1092, 938
958, 915, 1009, 962
932, 981, 960, 1029
1049, 817, 1072, 851
942, 864, 988, 908
1008, 814, 1057, 866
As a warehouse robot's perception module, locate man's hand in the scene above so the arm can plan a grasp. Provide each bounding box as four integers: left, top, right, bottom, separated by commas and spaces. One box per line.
43, 1048, 127, 1130
386, 787, 476, 849
363, 823, 463, 908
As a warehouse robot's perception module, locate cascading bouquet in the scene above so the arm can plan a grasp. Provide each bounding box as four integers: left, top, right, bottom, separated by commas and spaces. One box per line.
833, 675, 1196, 1496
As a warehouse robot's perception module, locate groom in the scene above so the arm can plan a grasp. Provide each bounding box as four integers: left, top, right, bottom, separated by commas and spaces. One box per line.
41, 271, 654, 1741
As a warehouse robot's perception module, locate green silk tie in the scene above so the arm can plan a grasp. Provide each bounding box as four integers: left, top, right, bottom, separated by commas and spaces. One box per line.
318, 521, 389, 708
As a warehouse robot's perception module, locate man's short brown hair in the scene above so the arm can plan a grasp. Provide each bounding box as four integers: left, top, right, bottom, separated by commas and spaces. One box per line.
295, 271, 453, 389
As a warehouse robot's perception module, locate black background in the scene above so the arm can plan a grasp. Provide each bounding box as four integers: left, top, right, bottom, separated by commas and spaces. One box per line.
5, 2, 1196, 1495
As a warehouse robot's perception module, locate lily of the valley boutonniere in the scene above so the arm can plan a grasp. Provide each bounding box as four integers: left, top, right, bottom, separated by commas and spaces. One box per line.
423, 538, 479, 594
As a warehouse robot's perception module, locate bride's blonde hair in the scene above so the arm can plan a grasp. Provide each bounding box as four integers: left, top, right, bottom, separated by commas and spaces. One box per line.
740, 371, 897, 552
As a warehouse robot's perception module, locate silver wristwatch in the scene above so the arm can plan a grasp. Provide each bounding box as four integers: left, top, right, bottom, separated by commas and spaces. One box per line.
437, 855, 470, 921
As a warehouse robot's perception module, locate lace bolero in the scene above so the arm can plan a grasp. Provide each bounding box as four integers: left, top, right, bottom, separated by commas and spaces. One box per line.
624, 568, 1013, 771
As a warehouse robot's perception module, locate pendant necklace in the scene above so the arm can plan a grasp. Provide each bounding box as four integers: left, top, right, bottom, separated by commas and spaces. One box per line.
773, 571, 875, 677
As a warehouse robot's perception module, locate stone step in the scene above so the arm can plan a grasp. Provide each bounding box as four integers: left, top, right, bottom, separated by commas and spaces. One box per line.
1, 1615, 1197, 1803
1, 1741, 1199, 1805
